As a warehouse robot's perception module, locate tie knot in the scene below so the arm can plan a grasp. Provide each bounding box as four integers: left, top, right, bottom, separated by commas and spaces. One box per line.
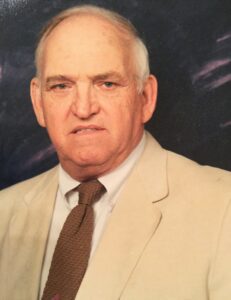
77, 179, 106, 205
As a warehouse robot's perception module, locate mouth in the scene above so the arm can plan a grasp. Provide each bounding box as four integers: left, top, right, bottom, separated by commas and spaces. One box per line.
71, 125, 105, 135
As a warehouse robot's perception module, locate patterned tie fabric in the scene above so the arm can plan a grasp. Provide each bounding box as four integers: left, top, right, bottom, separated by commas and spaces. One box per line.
42, 179, 106, 300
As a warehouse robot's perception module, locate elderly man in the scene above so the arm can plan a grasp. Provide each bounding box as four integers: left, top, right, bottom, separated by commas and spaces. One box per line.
0, 4, 231, 300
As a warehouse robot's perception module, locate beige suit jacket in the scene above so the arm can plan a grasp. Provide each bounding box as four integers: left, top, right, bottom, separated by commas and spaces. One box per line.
0, 132, 231, 300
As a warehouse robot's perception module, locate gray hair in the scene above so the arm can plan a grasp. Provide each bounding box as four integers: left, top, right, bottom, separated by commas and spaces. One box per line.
35, 5, 150, 90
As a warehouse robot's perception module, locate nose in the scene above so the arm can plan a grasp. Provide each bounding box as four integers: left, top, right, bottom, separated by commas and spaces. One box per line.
71, 83, 100, 119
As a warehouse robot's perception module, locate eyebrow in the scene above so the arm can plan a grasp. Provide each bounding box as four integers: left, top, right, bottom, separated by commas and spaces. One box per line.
45, 75, 75, 84
91, 71, 125, 81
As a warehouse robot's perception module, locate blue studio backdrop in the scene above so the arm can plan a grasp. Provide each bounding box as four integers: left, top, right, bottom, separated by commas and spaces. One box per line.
0, 0, 230, 189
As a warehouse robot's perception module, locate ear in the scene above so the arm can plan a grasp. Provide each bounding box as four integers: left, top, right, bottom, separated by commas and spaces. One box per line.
141, 74, 158, 123
30, 77, 46, 127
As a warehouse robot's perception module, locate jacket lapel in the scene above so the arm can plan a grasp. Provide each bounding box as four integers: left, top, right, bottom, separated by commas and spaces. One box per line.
76, 133, 169, 300
6, 167, 58, 299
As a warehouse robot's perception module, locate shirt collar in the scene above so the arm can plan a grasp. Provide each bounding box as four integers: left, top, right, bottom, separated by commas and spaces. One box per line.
99, 134, 146, 202
59, 165, 81, 200
58, 133, 146, 202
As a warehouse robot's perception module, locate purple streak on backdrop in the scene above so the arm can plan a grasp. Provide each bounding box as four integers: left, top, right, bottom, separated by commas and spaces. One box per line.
192, 59, 231, 83
0, 65, 2, 82
192, 31, 231, 92
205, 74, 231, 90
220, 120, 231, 128
217, 33, 231, 43
23, 144, 56, 170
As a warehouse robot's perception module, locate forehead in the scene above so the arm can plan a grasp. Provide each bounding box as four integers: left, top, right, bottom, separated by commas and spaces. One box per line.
40, 15, 134, 77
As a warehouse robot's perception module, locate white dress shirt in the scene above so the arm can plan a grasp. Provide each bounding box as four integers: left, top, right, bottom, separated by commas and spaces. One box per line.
39, 134, 146, 297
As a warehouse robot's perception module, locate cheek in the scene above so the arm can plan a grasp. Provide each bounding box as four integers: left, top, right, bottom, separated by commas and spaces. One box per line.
108, 95, 141, 126
124, 97, 143, 125
108, 105, 139, 141
42, 96, 67, 123
42, 105, 68, 142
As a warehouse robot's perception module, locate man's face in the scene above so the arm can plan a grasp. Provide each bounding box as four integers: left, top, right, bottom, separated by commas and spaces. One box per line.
31, 15, 157, 180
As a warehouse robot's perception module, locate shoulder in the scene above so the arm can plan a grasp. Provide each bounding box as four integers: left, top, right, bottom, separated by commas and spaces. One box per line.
144, 131, 231, 208
0, 166, 58, 238
167, 150, 231, 194
0, 166, 59, 208
145, 131, 231, 191
163, 150, 231, 234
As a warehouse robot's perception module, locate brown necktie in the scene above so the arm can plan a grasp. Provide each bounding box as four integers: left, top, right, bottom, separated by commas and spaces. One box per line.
42, 179, 106, 300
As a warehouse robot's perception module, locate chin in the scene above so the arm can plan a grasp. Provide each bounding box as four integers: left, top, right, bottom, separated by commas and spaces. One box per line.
72, 151, 109, 168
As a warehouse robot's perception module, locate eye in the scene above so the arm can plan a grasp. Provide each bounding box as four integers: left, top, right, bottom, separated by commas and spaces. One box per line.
103, 81, 115, 88
51, 83, 68, 90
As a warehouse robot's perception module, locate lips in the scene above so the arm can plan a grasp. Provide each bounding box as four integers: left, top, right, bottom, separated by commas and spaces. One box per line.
71, 125, 105, 135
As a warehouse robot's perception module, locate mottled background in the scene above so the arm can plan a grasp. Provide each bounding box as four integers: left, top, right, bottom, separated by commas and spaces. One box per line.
0, 0, 230, 189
